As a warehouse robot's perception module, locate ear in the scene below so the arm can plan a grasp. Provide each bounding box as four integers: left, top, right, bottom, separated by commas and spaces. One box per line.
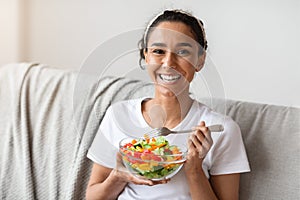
195, 52, 206, 72
143, 49, 149, 63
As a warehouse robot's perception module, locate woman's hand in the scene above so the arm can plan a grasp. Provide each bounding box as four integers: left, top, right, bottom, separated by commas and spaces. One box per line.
114, 152, 170, 186
185, 121, 213, 172
183, 121, 219, 200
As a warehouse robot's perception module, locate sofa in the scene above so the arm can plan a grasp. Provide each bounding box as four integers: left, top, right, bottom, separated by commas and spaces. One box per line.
0, 63, 299, 200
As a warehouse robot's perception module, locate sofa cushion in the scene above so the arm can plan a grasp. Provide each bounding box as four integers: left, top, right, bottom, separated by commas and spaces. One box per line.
206, 99, 300, 199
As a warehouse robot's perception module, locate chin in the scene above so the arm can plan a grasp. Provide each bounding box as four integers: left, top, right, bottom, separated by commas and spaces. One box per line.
155, 83, 189, 98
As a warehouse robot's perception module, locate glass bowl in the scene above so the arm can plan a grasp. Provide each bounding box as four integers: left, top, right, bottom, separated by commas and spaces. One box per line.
119, 137, 187, 181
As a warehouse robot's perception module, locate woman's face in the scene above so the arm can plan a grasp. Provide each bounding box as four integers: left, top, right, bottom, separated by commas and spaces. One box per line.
144, 21, 205, 97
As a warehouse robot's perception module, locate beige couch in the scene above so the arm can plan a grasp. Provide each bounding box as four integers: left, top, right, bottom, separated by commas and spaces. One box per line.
0, 63, 299, 199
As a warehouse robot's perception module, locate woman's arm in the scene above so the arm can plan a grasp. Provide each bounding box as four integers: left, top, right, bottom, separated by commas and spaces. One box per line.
210, 173, 240, 200
86, 163, 127, 200
185, 121, 240, 199
186, 165, 240, 200
185, 154, 218, 200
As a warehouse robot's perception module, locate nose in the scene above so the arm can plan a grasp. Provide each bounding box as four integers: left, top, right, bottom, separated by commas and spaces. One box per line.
162, 51, 176, 69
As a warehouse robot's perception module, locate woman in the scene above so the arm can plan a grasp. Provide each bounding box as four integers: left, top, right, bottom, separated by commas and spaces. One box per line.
86, 9, 250, 200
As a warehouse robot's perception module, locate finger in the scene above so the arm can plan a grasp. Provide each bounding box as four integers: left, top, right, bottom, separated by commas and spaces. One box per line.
116, 152, 122, 162
193, 123, 208, 133
116, 153, 127, 172
201, 140, 212, 152
198, 125, 213, 146
131, 176, 154, 185
192, 123, 205, 131
191, 126, 206, 144
190, 133, 202, 150
187, 137, 198, 158
202, 130, 213, 147
200, 121, 205, 126
187, 137, 196, 149
152, 178, 170, 184
196, 125, 209, 134
204, 130, 213, 145
193, 125, 212, 144
194, 129, 205, 143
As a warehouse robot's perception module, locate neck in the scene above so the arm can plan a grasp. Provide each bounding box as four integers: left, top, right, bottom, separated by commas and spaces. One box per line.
143, 91, 194, 129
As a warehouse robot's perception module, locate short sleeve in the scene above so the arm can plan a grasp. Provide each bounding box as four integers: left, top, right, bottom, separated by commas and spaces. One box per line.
87, 107, 118, 169
209, 118, 250, 175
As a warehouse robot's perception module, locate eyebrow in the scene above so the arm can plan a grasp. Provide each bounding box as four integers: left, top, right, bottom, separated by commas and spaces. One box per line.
150, 43, 167, 47
150, 42, 193, 48
176, 42, 193, 48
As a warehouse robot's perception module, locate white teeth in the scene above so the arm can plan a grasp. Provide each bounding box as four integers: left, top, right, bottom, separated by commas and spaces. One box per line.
159, 74, 181, 82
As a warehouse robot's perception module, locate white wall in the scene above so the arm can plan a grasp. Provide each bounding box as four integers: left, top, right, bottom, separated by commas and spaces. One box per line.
1, 0, 299, 107
0, 0, 21, 66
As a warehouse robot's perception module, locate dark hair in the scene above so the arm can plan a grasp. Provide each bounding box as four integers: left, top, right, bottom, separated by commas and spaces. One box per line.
138, 9, 208, 68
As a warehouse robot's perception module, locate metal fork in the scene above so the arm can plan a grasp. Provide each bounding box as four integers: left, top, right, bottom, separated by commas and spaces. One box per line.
144, 124, 224, 138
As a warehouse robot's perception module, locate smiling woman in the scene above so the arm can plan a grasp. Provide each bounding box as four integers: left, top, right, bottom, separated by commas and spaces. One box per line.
86, 9, 250, 200
144, 22, 204, 97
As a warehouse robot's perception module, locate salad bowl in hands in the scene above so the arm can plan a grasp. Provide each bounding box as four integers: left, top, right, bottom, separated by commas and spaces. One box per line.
119, 136, 187, 181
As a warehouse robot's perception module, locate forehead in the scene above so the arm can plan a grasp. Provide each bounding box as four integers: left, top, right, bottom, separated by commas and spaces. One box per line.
147, 22, 199, 48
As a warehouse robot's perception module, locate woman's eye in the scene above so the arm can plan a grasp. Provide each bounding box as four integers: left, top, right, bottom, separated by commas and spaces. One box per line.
152, 49, 165, 55
177, 49, 190, 56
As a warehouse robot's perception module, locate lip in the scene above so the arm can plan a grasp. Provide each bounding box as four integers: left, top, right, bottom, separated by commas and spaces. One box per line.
159, 73, 181, 79
159, 73, 181, 76
157, 73, 182, 84
156, 69, 182, 77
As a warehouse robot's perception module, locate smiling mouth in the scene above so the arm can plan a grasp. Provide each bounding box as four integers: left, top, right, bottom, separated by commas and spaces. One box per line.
158, 74, 181, 83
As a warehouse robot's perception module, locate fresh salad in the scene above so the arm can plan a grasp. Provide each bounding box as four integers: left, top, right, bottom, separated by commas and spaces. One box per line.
120, 136, 185, 179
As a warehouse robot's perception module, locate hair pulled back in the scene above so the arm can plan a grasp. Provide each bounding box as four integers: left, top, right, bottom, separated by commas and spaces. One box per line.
138, 9, 208, 68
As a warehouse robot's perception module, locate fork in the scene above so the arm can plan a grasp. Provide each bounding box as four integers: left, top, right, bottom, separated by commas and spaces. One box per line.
144, 124, 224, 138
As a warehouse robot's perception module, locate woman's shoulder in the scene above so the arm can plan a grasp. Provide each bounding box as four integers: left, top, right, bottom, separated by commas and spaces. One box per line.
194, 100, 239, 130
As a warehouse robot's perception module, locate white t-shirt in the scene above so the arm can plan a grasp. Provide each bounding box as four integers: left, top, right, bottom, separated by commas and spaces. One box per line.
87, 98, 250, 200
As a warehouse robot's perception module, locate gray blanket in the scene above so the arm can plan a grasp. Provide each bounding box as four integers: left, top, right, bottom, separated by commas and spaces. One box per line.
0, 63, 152, 199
